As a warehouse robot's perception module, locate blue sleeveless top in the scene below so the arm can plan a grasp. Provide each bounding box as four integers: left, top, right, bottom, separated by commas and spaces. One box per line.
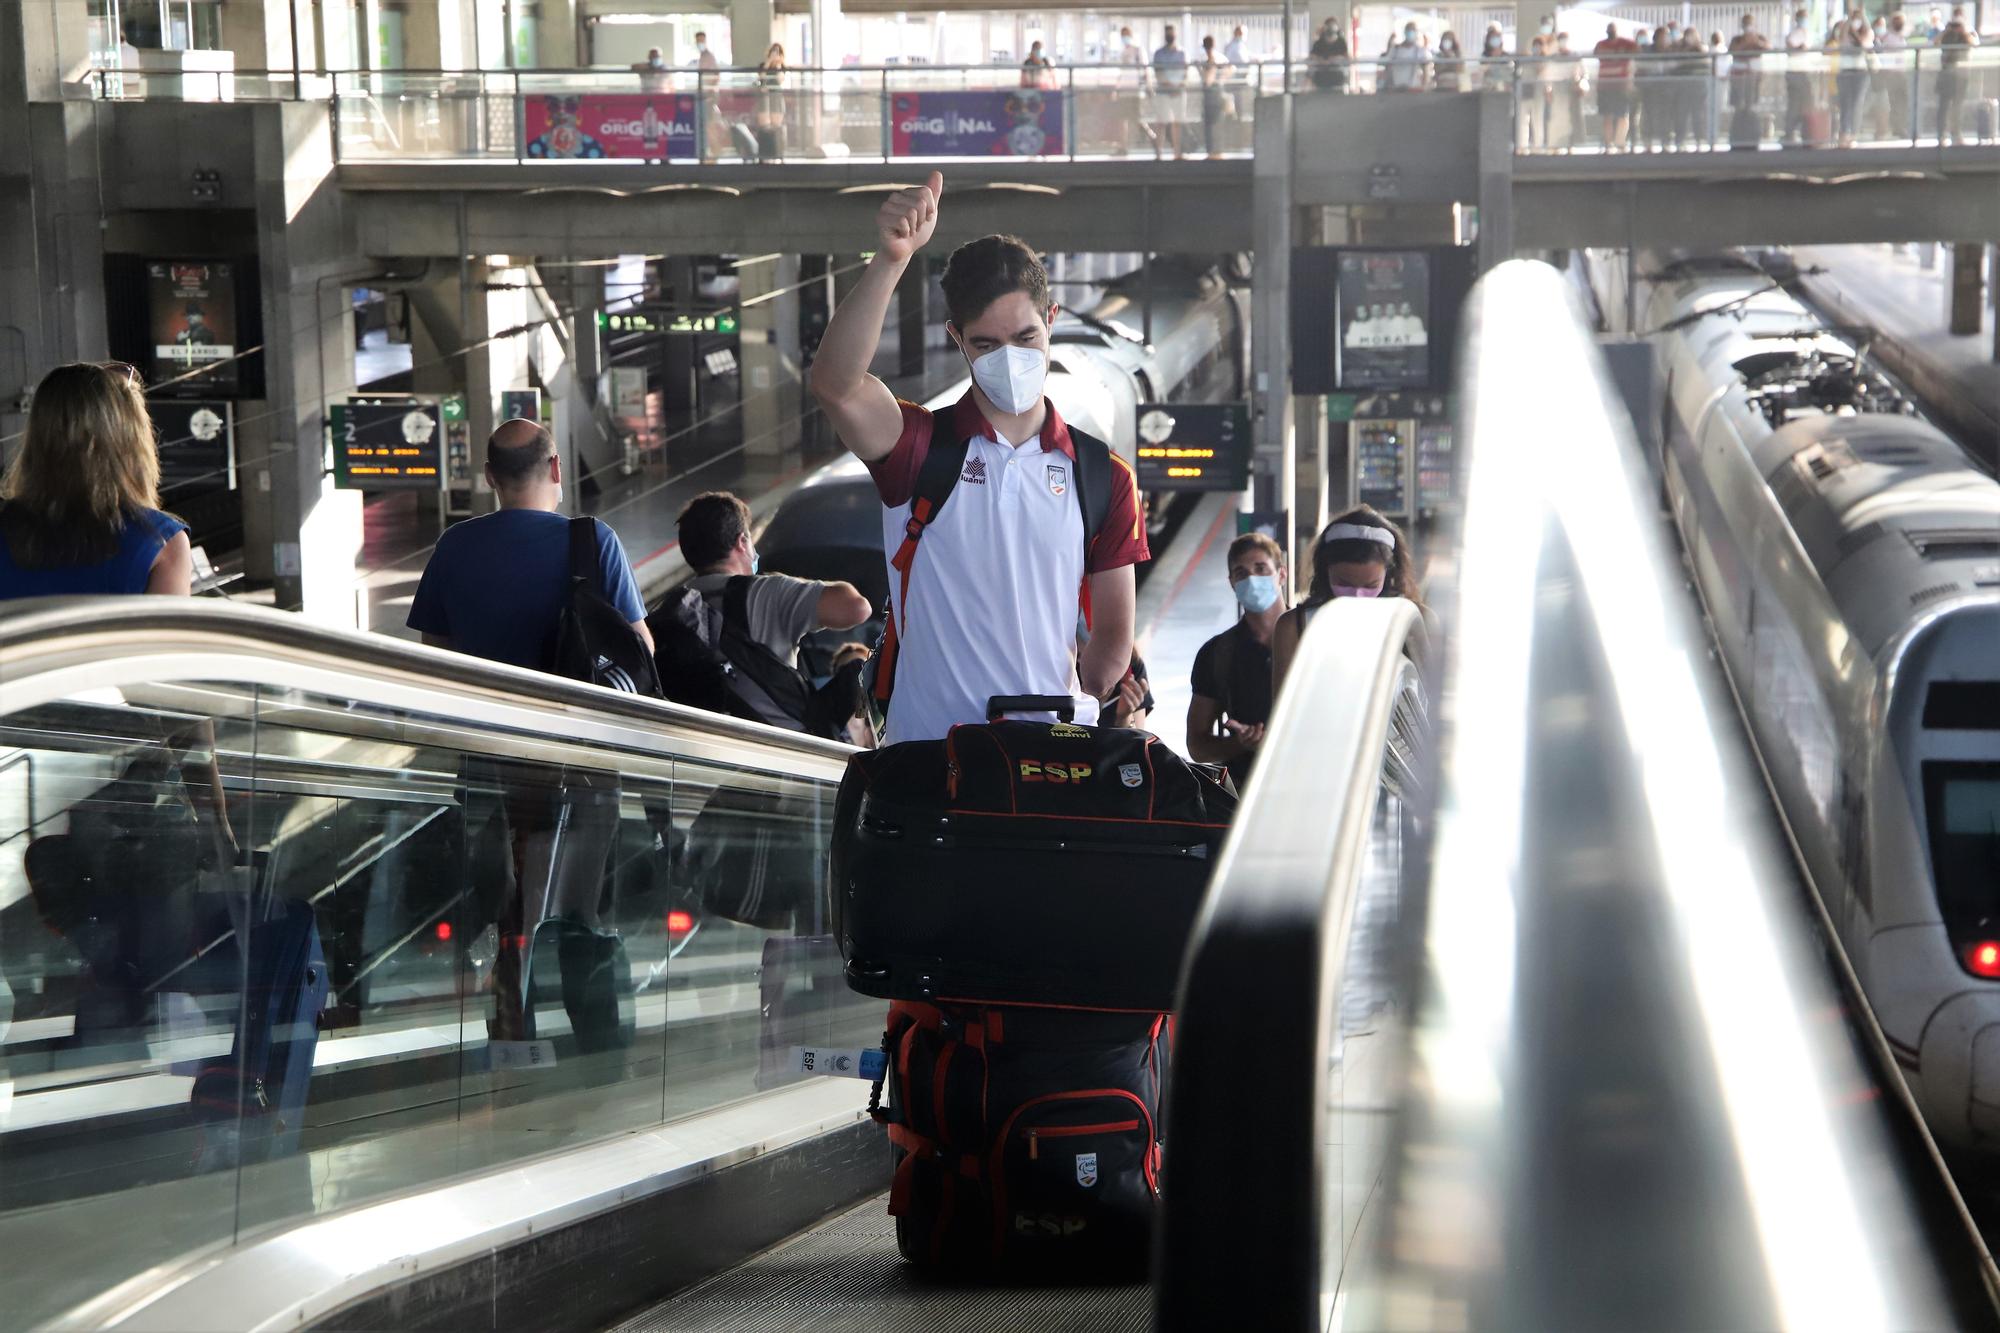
0, 506, 188, 601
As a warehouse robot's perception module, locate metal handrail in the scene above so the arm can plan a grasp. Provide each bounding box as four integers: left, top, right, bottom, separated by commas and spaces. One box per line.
1353, 260, 1996, 1328
0, 596, 851, 780
1156, 594, 1428, 1331
1157, 259, 2000, 1330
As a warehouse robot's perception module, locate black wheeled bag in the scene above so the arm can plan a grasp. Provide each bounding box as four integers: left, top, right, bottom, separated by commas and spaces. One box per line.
831, 696, 1237, 1012
877, 1000, 1170, 1271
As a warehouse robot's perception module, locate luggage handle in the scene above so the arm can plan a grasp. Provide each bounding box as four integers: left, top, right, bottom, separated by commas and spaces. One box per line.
986, 694, 1077, 723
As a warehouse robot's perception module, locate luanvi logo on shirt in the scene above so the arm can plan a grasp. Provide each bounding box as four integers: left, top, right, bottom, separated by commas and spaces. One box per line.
961, 456, 988, 485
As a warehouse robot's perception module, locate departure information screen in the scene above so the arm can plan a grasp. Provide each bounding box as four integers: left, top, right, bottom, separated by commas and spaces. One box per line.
1134, 403, 1251, 493
331, 398, 443, 490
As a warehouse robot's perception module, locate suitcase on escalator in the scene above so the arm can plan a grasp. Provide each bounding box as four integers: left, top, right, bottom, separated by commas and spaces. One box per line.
1803, 105, 1833, 147
190, 897, 329, 1167
1730, 107, 1763, 150
1977, 99, 1998, 142
830, 696, 1238, 1012
877, 998, 1171, 1270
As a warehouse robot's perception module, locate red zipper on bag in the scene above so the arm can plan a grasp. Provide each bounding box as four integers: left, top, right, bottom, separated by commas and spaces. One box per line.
1027, 1119, 1142, 1159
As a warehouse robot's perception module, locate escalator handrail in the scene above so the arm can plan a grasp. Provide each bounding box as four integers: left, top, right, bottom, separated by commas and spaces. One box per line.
1154, 594, 1426, 1332
1340, 260, 1998, 1329
0, 596, 851, 777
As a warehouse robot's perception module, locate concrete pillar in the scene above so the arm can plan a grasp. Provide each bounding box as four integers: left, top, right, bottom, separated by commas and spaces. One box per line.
738, 253, 802, 460
895, 256, 932, 380
219, 0, 313, 75
728, 0, 773, 66
315, 0, 357, 69
0, 4, 98, 448
1250, 94, 1296, 566
1991, 243, 2000, 364
537, 0, 581, 68
247, 101, 364, 622
1949, 242, 1985, 337
1477, 89, 1516, 271
388, 0, 474, 70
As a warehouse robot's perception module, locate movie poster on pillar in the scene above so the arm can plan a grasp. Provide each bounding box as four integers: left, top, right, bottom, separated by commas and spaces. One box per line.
523, 94, 699, 160
890, 91, 1065, 157
1335, 251, 1431, 390
148, 261, 238, 393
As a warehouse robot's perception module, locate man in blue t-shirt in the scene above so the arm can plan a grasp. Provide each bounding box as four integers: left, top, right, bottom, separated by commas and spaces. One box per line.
407, 419, 650, 1061
408, 419, 653, 670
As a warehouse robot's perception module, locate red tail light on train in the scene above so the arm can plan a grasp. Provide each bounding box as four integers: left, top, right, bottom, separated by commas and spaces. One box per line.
1964, 941, 2000, 979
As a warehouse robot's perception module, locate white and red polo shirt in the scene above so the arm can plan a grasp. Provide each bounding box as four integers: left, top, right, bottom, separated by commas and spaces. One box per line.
867, 390, 1149, 743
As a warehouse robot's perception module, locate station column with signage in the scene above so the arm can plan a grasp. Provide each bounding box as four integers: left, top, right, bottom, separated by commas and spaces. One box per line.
1290, 244, 1477, 535
331, 396, 446, 514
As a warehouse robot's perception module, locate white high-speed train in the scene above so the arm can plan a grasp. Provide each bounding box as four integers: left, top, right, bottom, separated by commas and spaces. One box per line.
1588, 251, 2000, 1157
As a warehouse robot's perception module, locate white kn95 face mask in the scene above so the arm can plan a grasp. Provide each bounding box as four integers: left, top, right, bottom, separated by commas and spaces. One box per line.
966, 344, 1047, 416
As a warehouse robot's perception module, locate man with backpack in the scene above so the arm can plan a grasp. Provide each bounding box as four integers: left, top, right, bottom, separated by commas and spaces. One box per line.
807, 171, 1148, 742
407, 418, 653, 673
653, 490, 872, 735
815, 176, 1201, 1273
407, 418, 646, 1062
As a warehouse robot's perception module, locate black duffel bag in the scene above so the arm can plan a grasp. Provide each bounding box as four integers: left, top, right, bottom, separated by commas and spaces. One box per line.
831, 695, 1237, 1011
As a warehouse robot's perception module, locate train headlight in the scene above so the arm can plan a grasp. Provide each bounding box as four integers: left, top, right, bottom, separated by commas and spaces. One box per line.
1963, 941, 2000, 979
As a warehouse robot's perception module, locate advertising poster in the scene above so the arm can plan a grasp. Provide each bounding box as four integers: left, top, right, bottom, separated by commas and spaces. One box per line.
1336, 251, 1431, 390
890, 90, 1065, 157
1134, 403, 1251, 493
148, 261, 238, 392
523, 94, 698, 160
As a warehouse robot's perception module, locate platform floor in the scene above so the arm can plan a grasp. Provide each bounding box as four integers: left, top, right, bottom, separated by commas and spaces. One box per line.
609, 1196, 1149, 1333
1792, 243, 2000, 455
1136, 491, 1240, 763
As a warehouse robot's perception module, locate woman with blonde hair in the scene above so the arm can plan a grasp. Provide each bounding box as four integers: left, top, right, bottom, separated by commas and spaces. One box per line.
0, 361, 190, 599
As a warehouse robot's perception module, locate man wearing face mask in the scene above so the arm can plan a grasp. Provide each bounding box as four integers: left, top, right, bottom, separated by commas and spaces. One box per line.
1387, 22, 1427, 91
808, 171, 1148, 743
633, 45, 671, 92
1187, 532, 1288, 787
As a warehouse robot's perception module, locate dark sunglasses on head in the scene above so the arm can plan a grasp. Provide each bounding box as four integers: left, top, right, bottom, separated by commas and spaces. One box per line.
94, 361, 142, 385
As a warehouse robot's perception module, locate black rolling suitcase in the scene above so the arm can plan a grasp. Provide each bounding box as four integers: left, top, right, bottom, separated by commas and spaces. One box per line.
831, 696, 1237, 1011
1730, 106, 1762, 150
833, 696, 1234, 1270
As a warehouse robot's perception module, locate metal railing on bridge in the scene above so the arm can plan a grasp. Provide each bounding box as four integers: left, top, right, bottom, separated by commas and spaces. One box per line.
82, 48, 2000, 163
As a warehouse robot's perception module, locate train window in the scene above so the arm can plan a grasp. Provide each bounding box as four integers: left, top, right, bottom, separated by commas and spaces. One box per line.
1923, 762, 2000, 973
1923, 683, 2000, 730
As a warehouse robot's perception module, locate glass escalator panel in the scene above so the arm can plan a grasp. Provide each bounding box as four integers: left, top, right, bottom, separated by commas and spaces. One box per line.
0, 664, 867, 1327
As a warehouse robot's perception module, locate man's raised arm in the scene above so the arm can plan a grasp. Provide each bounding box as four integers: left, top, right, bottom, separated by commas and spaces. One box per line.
808, 171, 944, 463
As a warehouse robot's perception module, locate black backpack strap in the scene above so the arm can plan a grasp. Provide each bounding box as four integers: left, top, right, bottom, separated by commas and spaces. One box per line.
721, 575, 756, 635
567, 516, 599, 584
1067, 427, 1119, 631
1067, 426, 1116, 550
877, 430, 971, 705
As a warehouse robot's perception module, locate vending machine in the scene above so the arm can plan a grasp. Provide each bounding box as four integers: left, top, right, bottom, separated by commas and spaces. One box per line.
1338, 391, 1456, 529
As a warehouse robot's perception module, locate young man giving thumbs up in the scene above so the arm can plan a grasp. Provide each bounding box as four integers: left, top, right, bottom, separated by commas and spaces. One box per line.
809, 171, 1148, 743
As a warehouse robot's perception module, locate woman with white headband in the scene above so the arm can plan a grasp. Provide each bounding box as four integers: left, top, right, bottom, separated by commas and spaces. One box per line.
1271, 504, 1424, 694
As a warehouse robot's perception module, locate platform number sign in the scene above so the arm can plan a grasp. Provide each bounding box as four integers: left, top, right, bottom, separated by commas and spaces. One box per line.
331, 397, 444, 491
1134, 403, 1252, 494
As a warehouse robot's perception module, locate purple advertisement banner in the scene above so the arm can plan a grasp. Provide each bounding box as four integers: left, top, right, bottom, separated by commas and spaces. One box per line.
890, 90, 1065, 157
